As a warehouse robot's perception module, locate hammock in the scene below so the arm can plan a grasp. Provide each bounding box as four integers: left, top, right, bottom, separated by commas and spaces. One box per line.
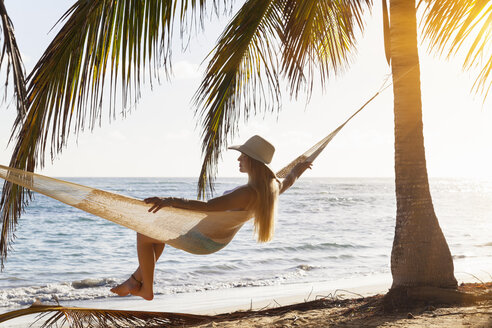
0, 106, 363, 255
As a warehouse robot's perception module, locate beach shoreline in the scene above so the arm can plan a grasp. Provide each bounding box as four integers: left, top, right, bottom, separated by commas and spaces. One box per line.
2, 273, 491, 327
0, 274, 391, 327
1, 177, 490, 325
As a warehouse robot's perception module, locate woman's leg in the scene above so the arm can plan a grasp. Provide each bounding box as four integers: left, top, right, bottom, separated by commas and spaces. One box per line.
132, 242, 165, 282
110, 233, 165, 300
130, 233, 163, 300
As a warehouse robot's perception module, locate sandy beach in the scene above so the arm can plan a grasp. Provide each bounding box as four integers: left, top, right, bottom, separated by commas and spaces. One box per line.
1, 274, 491, 327
192, 290, 492, 328
1, 274, 390, 327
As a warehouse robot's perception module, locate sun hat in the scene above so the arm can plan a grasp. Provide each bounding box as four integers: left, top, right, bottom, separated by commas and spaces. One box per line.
228, 135, 277, 178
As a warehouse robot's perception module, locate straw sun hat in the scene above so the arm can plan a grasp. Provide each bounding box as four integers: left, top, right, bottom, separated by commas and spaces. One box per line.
228, 135, 277, 178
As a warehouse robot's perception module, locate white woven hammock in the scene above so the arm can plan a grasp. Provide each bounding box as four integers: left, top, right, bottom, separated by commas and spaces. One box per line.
0, 107, 361, 254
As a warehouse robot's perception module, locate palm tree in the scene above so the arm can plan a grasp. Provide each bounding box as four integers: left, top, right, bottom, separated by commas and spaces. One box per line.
384, 0, 458, 302
0, 0, 490, 304
193, 0, 490, 302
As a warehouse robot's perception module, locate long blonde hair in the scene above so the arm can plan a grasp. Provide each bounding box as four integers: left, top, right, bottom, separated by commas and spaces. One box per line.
247, 157, 280, 242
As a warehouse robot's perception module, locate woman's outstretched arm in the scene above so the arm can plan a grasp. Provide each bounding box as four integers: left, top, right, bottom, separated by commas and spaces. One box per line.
144, 185, 255, 213
279, 161, 312, 194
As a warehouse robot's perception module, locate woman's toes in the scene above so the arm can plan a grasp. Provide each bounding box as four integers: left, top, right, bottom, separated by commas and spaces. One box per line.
110, 283, 130, 296
110, 276, 140, 297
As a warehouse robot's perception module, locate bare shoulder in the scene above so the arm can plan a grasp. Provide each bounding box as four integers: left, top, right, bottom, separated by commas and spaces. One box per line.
236, 185, 258, 204
213, 184, 256, 211
231, 184, 256, 198
220, 184, 256, 198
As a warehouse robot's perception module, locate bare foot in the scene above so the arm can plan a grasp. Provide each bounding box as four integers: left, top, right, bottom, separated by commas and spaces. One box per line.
130, 283, 154, 301
110, 275, 141, 297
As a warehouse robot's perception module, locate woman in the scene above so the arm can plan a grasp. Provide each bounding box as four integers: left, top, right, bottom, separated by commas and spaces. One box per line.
110, 135, 312, 300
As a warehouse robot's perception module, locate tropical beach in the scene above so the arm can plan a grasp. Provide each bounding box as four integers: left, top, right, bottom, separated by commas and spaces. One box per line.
1, 0, 492, 327
0, 178, 491, 326
2, 280, 492, 327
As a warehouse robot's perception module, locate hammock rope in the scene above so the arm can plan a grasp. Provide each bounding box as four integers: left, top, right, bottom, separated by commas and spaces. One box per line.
0, 83, 387, 254
276, 74, 391, 177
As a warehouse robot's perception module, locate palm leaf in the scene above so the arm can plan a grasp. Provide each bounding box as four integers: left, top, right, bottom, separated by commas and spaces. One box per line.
0, 0, 232, 266
194, 0, 371, 198
381, 0, 391, 64
0, 303, 213, 328
0, 0, 27, 121
0, 1, 28, 270
422, 0, 492, 99
280, 0, 371, 97
193, 0, 284, 198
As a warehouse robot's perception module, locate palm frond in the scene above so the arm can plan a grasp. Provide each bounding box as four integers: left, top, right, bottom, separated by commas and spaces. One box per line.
382, 0, 391, 64
193, 0, 372, 198
280, 0, 372, 98
0, 304, 213, 328
422, 0, 492, 99
0, 0, 27, 121
0, 0, 233, 266
193, 0, 284, 198
24, 0, 173, 152
0, 1, 28, 270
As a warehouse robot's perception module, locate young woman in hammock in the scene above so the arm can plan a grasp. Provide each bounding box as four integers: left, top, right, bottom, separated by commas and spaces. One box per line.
110, 135, 312, 300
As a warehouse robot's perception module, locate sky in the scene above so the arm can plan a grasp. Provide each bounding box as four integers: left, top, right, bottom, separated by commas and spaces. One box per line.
0, 1, 491, 180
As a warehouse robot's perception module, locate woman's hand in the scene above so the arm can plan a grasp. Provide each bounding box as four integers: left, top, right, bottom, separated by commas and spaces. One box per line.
144, 197, 172, 213
279, 161, 313, 194
292, 161, 313, 178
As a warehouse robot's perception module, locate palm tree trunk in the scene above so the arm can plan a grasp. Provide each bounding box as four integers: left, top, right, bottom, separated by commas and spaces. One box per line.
388, 0, 457, 291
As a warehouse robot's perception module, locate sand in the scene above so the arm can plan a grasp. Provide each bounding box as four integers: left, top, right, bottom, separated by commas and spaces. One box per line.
1, 275, 491, 327
195, 302, 492, 328
0, 275, 391, 327
191, 284, 492, 328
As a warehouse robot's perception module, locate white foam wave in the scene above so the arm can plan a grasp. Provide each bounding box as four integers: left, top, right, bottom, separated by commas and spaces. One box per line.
0, 267, 320, 309
0, 280, 117, 308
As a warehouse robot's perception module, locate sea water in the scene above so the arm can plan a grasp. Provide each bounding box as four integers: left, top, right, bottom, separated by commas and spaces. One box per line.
0, 177, 490, 309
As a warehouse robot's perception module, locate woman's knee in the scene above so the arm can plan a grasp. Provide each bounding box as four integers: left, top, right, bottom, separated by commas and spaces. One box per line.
137, 232, 163, 244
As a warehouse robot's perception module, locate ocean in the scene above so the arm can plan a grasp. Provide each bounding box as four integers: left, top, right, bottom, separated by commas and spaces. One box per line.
0, 177, 490, 309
